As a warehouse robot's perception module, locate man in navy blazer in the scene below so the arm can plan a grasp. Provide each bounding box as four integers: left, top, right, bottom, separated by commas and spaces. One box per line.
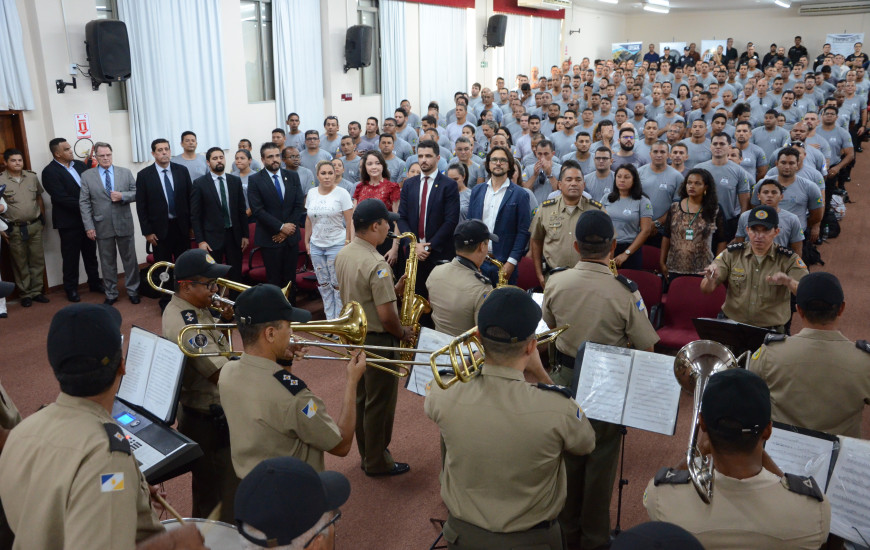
397, 139, 460, 298
247, 142, 306, 291
467, 146, 531, 286
41, 138, 101, 302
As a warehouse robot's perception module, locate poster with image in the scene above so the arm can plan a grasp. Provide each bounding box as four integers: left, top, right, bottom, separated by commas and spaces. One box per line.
826, 33, 864, 57
701, 40, 728, 63
613, 42, 643, 64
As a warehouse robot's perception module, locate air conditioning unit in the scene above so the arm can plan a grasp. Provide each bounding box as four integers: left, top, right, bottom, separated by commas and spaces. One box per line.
517, 0, 572, 11
798, 1, 870, 15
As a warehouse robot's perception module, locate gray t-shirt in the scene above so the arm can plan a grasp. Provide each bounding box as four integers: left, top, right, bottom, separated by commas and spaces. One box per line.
584, 171, 615, 203
522, 161, 562, 204
815, 126, 853, 166
299, 149, 333, 174
737, 143, 768, 178
384, 156, 405, 184
342, 156, 361, 183
560, 152, 595, 175
750, 127, 790, 161
320, 134, 343, 158
286, 132, 305, 151
291, 166, 316, 195
750, 176, 822, 229
170, 154, 208, 181
678, 138, 713, 170
601, 195, 653, 243
736, 208, 804, 247
694, 160, 751, 219
638, 165, 683, 219
611, 152, 649, 172
550, 131, 578, 158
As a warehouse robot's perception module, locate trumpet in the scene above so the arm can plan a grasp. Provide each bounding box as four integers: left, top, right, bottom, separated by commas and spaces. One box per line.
673, 340, 738, 504
146, 261, 291, 307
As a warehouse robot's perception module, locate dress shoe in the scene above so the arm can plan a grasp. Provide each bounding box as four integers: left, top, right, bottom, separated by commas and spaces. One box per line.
32, 294, 50, 304
89, 283, 105, 293
0, 313, 7, 319
20, 298, 32, 308
129, 295, 141, 305
364, 462, 410, 477
104, 298, 117, 306
67, 291, 81, 303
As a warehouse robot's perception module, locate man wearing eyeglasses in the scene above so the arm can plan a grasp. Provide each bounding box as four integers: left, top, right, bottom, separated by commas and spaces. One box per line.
611, 126, 649, 172
161, 248, 240, 525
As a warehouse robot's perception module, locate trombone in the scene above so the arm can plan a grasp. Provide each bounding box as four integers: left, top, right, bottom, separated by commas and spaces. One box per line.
146, 260, 291, 307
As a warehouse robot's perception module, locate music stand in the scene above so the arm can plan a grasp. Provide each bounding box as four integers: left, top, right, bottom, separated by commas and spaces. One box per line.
692, 318, 774, 365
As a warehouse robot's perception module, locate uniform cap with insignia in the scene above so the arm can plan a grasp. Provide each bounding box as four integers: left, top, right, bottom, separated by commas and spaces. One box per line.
477, 286, 541, 343
46, 304, 123, 396
235, 456, 350, 547
701, 369, 770, 437
174, 248, 231, 280
611, 521, 704, 550
352, 198, 400, 227
235, 284, 312, 325
454, 219, 499, 248
796, 271, 844, 311
746, 205, 778, 230
575, 209, 614, 244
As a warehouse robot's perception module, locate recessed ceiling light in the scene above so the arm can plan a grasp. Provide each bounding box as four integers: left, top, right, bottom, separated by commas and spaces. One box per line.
643, 3, 670, 13
774, 0, 791, 7
647, 0, 669, 5
598, 0, 618, 4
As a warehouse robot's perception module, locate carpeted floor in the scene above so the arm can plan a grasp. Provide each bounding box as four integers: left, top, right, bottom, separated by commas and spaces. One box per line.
1, 152, 868, 549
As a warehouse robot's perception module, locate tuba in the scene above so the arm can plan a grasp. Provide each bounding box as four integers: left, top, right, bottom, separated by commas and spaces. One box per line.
673, 340, 738, 504
390, 232, 432, 361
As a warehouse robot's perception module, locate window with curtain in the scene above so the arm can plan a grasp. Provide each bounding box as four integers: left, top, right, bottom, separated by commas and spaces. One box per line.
418, 4, 467, 111
240, 0, 275, 102
271, 0, 324, 130
0, 0, 34, 111
94, 0, 127, 111
379, 0, 407, 115
493, 14, 560, 90
358, 0, 381, 96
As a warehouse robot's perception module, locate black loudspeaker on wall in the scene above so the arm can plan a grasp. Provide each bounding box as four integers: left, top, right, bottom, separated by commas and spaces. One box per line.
85, 20, 131, 87
344, 25, 373, 73
485, 15, 507, 48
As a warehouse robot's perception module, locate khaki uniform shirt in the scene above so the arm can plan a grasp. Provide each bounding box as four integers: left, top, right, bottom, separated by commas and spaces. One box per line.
530, 196, 603, 270
335, 237, 397, 333
749, 329, 870, 438
644, 468, 830, 550
219, 353, 341, 477
712, 242, 808, 328
0, 394, 163, 549
0, 381, 21, 430
426, 257, 492, 336
425, 364, 596, 532
162, 294, 229, 411
542, 261, 660, 357
0, 170, 43, 223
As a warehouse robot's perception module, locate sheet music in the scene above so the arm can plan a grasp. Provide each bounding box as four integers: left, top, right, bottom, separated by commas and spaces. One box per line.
575, 344, 632, 424
766, 426, 835, 492
118, 327, 157, 407
530, 293, 551, 336
143, 338, 185, 422
406, 328, 454, 396
622, 350, 681, 435
826, 437, 870, 545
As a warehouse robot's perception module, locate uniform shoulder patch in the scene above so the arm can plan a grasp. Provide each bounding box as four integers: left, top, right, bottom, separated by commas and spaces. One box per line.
764, 333, 787, 345
104, 423, 131, 455
535, 383, 572, 398
726, 242, 747, 252
616, 274, 639, 293
541, 198, 557, 207
273, 370, 307, 395
180, 310, 198, 325
781, 473, 825, 502
856, 340, 870, 354
653, 467, 690, 486
589, 199, 603, 209
775, 245, 796, 257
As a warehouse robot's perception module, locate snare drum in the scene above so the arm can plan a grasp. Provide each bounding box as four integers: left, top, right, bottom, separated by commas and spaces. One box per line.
162, 518, 242, 550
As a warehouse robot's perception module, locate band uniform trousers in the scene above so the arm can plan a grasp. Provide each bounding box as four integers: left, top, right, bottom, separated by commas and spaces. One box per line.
357, 332, 400, 473
58, 226, 100, 293
97, 234, 140, 299
552, 361, 622, 550
211, 227, 244, 285
443, 514, 563, 550
176, 405, 239, 524
7, 220, 45, 298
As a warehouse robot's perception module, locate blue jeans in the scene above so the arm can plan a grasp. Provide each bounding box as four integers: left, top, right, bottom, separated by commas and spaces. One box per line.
309, 243, 344, 319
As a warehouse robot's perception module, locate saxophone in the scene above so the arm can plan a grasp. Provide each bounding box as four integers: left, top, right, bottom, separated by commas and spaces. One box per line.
390, 232, 432, 361
485, 255, 509, 287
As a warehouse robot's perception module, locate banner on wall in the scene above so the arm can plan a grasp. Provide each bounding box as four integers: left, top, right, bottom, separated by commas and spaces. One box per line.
613, 42, 643, 64
700, 40, 727, 62
660, 42, 686, 56
826, 33, 864, 57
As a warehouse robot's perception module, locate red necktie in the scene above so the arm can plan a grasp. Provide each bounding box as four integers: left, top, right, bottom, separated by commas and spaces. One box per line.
418, 176, 429, 238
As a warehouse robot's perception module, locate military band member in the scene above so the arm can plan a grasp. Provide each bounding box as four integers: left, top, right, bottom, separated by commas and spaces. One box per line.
644, 369, 831, 549
0, 304, 205, 550
219, 284, 366, 477
529, 160, 603, 288
425, 287, 596, 549
749, 272, 870, 438
161, 249, 239, 523
426, 220, 496, 336
701, 205, 808, 332
542, 210, 659, 550
335, 198, 413, 476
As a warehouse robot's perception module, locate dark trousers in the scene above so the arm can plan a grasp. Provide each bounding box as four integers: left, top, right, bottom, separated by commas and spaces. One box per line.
722, 216, 739, 243
614, 243, 642, 270
356, 332, 400, 473
176, 406, 240, 524
480, 256, 519, 287
443, 514, 564, 550
58, 226, 100, 293
154, 220, 190, 306
261, 244, 299, 289
211, 228, 243, 283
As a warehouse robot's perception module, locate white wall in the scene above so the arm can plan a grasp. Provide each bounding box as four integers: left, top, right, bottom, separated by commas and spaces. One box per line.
564, 5, 626, 62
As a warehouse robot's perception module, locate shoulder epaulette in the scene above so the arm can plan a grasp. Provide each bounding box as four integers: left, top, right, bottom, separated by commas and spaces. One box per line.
273, 370, 307, 395
474, 271, 493, 286
104, 423, 131, 455
549, 267, 569, 276
764, 333, 787, 345
589, 199, 603, 209
856, 340, 870, 354
180, 310, 198, 325
775, 245, 796, 257
541, 198, 557, 207
653, 467, 690, 486
781, 473, 825, 501
535, 383, 572, 398
24, 169, 36, 175
616, 274, 639, 293
727, 242, 747, 252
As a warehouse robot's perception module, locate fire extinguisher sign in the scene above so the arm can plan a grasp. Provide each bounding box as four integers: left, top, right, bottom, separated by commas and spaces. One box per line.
75, 113, 91, 139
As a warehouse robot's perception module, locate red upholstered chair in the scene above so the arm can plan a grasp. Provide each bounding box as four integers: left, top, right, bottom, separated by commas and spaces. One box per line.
641, 245, 661, 273
244, 222, 268, 283
656, 275, 726, 350
294, 228, 318, 294
516, 256, 540, 291
618, 269, 664, 328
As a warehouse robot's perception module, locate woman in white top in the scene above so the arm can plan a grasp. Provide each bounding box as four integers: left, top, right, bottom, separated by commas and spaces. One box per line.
305, 161, 353, 320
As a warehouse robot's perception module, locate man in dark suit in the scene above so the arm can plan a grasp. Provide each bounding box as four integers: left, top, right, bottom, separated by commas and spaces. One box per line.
397, 139, 460, 298
247, 142, 306, 292
136, 138, 193, 309
468, 146, 531, 286
191, 147, 248, 282
41, 138, 101, 302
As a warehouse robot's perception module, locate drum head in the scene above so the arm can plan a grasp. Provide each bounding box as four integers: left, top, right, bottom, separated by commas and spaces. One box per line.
162, 518, 242, 550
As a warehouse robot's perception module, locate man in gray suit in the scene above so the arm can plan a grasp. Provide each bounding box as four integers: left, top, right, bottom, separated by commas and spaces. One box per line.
79, 142, 140, 305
